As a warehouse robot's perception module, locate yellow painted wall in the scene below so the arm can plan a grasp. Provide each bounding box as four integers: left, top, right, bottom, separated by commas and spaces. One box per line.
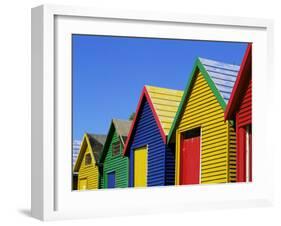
77, 145, 99, 190
228, 123, 237, 182
175, 72, 236, 184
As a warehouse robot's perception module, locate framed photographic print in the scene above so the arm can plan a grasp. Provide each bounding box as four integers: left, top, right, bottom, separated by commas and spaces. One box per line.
31, 4, 274, 221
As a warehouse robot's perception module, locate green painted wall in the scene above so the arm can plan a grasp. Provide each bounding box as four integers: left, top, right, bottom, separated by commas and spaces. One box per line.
100, 129, 129, 188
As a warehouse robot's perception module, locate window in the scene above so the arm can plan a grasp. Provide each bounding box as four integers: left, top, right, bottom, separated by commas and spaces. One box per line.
112, 141, 121, 157
85, 153, 92, 165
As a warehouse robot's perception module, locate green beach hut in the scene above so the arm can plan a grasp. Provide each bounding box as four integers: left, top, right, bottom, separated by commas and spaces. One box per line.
99, 119, 132, 189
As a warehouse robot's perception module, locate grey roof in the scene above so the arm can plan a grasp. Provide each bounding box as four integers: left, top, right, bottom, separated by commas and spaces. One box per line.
199, 57, 240, 104
86, 133, 107, 162
112, 119, 132, 144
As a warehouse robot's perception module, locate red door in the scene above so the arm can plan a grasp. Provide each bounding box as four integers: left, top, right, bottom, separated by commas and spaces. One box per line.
180, 136, 201, 185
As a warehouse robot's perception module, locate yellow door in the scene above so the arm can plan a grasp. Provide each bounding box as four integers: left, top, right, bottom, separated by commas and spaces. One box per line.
134, 146, 148, 187
79, 178, 87, 190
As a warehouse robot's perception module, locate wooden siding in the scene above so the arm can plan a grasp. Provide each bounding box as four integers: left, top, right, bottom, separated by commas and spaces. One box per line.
175, 72, 236, 184
77, 145, 99, 190
146, 86, 183, 135
102, 129, 129, 188
237, 80, 252, 127
236, 79, 252, 182
165, 144, 175, 185
228, 122, 237, 182
129, 99, 174, 187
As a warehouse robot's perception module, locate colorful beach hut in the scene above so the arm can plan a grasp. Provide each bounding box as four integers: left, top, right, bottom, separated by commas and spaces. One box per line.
123, 86, 183, 187
99, 119, 132, 189
168, 57, 240, 185
74, 133, 106, 190
225, 44, 252, 182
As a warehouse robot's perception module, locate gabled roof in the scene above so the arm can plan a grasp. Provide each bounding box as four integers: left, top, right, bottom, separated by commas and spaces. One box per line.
167, 57, 240, 143
123, 85, 183, 155
87, 134, 107, 162
73, 133, 106, 172
99, 119, 132, 162
199, 58, 240, 104
225, 44, 252, 120
112, 119, 132, 145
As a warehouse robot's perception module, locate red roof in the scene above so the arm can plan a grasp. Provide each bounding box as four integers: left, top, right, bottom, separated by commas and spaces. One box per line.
224, 43, 252, 120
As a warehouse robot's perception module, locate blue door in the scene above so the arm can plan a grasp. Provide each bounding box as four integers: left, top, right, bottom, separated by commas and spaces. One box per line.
107, 171, 116, 188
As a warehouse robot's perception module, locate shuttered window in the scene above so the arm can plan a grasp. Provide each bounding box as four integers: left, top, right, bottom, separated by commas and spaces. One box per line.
112, 141, 121, 157
85, 153, 92, 165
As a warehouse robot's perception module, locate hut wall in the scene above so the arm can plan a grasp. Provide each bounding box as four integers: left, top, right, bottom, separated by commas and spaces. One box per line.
77, 145, 99, 189
128, 99, 173, 187
175, 72, 236, 184
102, 130, 129, 188
236, 79, 252, 182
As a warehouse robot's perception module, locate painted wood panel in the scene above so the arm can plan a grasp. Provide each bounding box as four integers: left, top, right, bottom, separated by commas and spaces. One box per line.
107, 171, 116, 189
129, 100, 167, 187
236, 79, 252, 182
147, 86, 183, 132
78, 178, 87, 190
77, 145, 99, 189
124, 86, 182, 187
175, 72, 236, 184
237, 80, 252, 127
102, 130, 129, 188
134, 146, 148, 187
180, 135, 200, 184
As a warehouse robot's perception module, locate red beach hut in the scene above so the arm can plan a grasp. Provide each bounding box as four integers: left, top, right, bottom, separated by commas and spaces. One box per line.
225, 44, 252, 182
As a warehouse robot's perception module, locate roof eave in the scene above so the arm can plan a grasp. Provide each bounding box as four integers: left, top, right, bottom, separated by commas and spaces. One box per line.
122, 88, 146, 156
123, 86, 167, 156
99, 121, 115, 163
167, 58, 227, 143
224, 43, 252, 121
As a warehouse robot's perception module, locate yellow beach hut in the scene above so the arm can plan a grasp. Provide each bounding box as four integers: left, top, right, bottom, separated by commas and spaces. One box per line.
73, 133, 106, 190
168, 58, 240, 185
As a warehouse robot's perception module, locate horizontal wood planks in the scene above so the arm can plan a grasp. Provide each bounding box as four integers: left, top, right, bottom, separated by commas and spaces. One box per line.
102, 130, 129, 188
175, 72, 236, 184
236, 79, 252, 182
78, 145, 99, 189
129, 99, 167, 186
146, 86, 183, 135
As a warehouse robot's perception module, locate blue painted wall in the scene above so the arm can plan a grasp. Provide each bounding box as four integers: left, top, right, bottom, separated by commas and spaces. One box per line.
128, 97, 175, 187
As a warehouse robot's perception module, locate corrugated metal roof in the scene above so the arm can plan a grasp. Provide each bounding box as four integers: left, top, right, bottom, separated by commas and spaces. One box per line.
145, 85, 183, 135
199, 58, 240, 104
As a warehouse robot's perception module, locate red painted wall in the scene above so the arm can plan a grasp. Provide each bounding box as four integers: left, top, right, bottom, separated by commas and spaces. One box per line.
237, 80, 252, 127
236, 78, 252, 182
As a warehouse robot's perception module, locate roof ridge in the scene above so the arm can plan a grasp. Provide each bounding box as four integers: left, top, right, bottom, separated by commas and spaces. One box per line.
167, 57, 240, 143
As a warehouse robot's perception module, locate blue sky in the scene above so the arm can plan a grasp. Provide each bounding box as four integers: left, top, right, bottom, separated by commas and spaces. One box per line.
72, 35, 248, 141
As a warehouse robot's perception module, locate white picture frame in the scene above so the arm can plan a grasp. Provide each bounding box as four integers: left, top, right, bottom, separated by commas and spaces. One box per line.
31, 4, 274, 221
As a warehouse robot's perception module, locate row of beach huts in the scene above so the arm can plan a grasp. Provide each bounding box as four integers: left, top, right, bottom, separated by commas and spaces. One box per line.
73, 44, 252, 190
